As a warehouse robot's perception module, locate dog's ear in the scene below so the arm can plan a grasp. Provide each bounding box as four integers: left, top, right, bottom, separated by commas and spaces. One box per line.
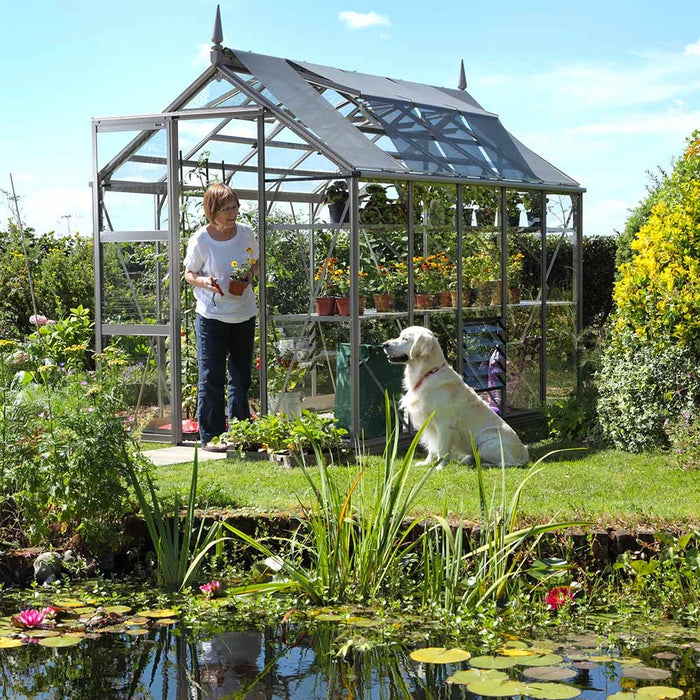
409, 334, 432, 360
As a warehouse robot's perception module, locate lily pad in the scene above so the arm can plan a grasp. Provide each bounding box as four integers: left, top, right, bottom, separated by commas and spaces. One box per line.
139, 609, 178, 619
499, 647, 536, 657
53, 599, 84, 608
622, 667, 671, 681
637, 687, 684, 699
22, 629, 60, 638
447, 668, 508, 685
343, 616, 381, 628
652, 652, 678, 660
467, 679, 526, 697
523, 682, 581, 699
522, 666, 578, 682
103, 605, 132, 614
617, 657, 642, 665
126, 616, 149, 626
517, 654, 564, 667
313, 613, 343, 622
572, 661, 600, 671
500, 640, 530, 650
126, 628, 150, 636
469, 655, 519, 669
74, 607, 96, 616
38, 634, 83, 648
410, 647, 471, 664
0, 637, 23, 649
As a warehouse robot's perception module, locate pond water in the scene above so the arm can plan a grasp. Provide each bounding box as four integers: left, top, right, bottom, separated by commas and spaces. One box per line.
1, 613, 697, 699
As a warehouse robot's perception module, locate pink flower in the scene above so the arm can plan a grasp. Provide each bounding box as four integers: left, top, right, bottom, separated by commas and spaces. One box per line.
42, 606, 58, 620
29, 314, 48, 326
544, 586, 575, 611
199, 580, 222, 598
13, 608, 47, 628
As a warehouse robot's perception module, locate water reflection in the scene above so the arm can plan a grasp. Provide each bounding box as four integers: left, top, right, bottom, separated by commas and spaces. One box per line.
0, 620, 697, 699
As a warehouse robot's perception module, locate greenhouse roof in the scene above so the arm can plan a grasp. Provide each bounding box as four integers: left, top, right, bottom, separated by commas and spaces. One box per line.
213, 47, 581, 190
96, 35, 582, 197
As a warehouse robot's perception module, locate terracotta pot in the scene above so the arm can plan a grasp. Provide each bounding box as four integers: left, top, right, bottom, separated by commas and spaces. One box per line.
450, 289, 470, 307
439, 290, 452, 308
509, 287, 522, 304
414, 293, 434, 310
490, 281, 503, 306
476, 280, 497, 306
315, 296, 336, 316
334, 296, 365, 316
373, 293, 395, 312
228, 278, 249, 296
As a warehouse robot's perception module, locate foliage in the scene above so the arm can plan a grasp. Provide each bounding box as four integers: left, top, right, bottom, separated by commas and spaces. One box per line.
506, 252, 524, 286
125, 449, 226, 592
324, 180, 349, 205
613, 531, 700, 618
413, 252, 453, 293
229, 246, 257, 281
613, 147, 700, 352
224, 398, 433, 604
372, 261, 408, 296
420, 443, 584, 612
596, 333, 700, 452
0, 225, 94, 338
225, 409, 348, 455
0, 322, 149, 550
664, 410, 700, 471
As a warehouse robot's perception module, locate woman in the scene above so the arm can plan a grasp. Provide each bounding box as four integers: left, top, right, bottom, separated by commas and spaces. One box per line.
183, 183, 258, 451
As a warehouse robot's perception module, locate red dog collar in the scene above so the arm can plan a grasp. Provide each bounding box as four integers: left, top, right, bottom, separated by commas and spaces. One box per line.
413, 363, 446, 392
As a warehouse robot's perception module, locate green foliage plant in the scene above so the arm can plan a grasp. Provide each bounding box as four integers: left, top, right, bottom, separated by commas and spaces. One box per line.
421, 441, 586, 612
664, 410, 700, 471
224, 398, 433, 604
613, 132, 700, 351
0, 316, 148, 550
596, 333, 700, 452
126, 448, 226, 592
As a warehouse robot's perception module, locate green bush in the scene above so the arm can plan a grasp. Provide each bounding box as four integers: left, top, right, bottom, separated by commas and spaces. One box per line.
0, 226, 94, 337
0, 313, 149, 551
596, 334, 700, 452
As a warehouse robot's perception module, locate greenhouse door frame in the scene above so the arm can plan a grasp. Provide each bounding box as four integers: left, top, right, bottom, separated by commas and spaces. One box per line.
91, 114, 183, 443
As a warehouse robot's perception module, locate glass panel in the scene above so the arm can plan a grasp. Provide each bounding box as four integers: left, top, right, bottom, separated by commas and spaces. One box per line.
546, 193, 576, 400
102, 334, 175, 437
102, 241, 170, 325
507, 305, 542, 412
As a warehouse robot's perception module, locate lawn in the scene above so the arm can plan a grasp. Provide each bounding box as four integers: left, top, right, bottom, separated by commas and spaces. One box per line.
152, 441, 700, 529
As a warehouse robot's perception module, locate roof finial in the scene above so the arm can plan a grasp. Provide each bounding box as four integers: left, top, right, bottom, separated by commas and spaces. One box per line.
212, 4, 223, 48
458, 59, 467, 90
211, 4, 223, 64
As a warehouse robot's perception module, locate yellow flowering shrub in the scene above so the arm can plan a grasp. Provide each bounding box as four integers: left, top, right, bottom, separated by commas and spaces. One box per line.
613, 164, 700, 351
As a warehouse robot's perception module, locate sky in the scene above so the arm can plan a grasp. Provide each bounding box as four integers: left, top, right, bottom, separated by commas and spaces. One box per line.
2, 0, 699, 237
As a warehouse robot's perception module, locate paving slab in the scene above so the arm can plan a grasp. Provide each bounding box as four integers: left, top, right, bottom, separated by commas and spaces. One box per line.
144, 445, 228, 466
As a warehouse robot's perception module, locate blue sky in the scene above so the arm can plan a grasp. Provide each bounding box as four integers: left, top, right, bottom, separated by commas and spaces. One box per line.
2, 0, 699, 236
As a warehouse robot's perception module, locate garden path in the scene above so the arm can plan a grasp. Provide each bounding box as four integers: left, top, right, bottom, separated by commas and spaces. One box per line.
145, 446, 228, 466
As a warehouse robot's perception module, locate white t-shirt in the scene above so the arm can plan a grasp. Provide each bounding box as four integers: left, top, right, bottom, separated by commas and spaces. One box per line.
183, 223, 258, 323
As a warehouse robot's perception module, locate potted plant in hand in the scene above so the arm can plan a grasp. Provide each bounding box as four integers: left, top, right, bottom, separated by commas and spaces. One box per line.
325, 180, 349, 224
229, 247, 257, 295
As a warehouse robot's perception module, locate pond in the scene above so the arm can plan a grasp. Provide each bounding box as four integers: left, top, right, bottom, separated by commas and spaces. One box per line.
1, 605, 696, 699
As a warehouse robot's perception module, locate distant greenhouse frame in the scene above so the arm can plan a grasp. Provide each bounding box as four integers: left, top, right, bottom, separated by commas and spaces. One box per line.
91, 8, 584, 445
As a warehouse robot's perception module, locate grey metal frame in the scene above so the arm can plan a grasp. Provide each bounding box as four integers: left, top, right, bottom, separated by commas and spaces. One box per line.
91, 37, 584, 445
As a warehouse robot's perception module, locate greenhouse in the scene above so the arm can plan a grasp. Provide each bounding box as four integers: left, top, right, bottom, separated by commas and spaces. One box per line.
91, 8, 584, 445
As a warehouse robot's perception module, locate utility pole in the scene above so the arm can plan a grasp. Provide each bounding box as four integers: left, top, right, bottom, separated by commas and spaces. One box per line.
60, 214, 72, 236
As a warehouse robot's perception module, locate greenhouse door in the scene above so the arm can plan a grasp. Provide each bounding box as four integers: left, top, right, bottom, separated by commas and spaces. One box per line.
91, 115, 183, 444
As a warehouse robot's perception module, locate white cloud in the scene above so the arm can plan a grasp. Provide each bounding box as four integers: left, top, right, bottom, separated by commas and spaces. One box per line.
684, 39, 700, 56
565, 110, 700, 138
16, 185, 92, 236
339, 10, 390, 30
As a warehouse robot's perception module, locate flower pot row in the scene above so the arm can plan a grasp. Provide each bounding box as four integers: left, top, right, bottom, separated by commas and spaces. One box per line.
315, 296, 366, 316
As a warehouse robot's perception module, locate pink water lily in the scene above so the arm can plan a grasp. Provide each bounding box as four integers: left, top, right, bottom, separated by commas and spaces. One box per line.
13, 608, 47, 628
199, 580, 222, 598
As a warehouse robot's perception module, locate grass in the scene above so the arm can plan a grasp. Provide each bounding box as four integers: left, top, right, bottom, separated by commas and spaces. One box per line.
151, 440, 700, 529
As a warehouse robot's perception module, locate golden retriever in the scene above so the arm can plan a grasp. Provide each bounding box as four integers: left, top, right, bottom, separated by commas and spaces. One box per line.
383, 326, 529, 467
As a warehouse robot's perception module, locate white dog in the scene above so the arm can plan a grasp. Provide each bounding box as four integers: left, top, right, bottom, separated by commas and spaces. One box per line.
383, 326, 529, 467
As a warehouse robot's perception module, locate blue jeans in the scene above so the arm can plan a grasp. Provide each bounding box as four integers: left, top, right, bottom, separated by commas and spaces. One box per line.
195, 313, 256, 443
